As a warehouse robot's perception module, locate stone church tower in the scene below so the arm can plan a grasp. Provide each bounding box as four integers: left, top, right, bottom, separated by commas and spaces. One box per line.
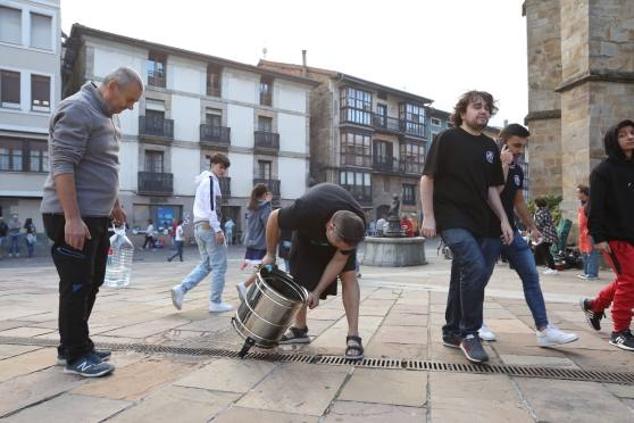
524, 0, 634, 221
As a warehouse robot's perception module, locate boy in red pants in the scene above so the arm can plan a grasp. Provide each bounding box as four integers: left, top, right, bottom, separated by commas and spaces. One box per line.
580, 119, 634, 350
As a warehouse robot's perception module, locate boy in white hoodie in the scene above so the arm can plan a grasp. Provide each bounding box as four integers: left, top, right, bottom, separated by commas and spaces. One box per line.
170, 153, 233, 313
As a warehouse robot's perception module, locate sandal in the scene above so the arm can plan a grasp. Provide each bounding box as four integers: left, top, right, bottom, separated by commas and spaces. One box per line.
344, 335, 364, 361
279, 326, 311, 344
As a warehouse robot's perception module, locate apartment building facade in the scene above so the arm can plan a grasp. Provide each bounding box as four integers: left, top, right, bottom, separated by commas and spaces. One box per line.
0, 0, 61, 228
63, 25, 316, 238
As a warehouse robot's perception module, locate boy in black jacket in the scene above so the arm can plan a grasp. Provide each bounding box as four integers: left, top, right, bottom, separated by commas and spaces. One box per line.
580, 119, 634, 351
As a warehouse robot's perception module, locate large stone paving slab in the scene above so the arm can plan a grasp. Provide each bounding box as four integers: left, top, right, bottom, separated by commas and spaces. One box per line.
174, 358, 276, 393
338, 368, 427, 407
236, 362, 349, 416
108, 385, 240, 422
0, 345, 39, 360
213, 406, 319, 423
3, 393, 131, 422
0, 348, 56, 383
323, 400, 426, 423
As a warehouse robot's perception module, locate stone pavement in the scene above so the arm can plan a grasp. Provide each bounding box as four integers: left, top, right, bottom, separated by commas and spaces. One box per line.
1, 247, 634, 422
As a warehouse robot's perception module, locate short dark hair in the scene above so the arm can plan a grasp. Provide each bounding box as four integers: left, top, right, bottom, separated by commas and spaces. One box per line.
534, 197, 547, 208
451, 90, 498, 127
210, 153, 230, 168
331, 210, 365, 245
576, 184, 589, 196
499, 123, 530, 142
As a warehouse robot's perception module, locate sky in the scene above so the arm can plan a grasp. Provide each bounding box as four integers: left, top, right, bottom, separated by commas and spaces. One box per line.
60, 0, 528, 127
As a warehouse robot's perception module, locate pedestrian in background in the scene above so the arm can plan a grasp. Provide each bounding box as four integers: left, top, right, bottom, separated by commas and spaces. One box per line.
167, 219, 184, 262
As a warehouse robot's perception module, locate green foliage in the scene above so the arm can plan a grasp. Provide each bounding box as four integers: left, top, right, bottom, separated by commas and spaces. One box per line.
527, 195, 563, 225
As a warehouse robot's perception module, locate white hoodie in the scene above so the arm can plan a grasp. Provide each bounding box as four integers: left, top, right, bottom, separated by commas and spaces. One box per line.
192, 170, 222, 233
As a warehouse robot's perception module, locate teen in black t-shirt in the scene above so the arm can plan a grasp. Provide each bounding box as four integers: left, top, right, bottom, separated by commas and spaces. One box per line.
261, 183, 367, 360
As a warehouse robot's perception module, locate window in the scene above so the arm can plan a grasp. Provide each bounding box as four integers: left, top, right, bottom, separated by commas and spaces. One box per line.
373, 140, 394, 170
375, 104, 387, 127
400, 103, 425, 137
339, 170, 371, 203
31, 74, 50, 110
0, 6, 21, 45
340, 87, 372, 126
431, 117, 441, 126
147, 52, 166, 87
257, 116, 273, 133
402, 184, 416, 205
0, 139, 47, 172
400, 142, 425, 174
205, 108, 222, 127
207, 64, 222, 97
145, 150, 164, 173
260, 76, 273, 106
30, 13, 52, 50
340, 131, 371, 168
0, 70, 20, 107
258, 160, 272, 180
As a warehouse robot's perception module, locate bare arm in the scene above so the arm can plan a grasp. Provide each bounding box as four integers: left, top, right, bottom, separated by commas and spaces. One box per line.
487, 186, 513, 244
420, 175, 436, 238
513, 190, 541, 240
262, 209, 281, 265
54, 173, 91, 250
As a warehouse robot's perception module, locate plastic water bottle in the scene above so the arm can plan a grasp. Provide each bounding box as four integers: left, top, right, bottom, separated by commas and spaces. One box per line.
104, 226, 134, 288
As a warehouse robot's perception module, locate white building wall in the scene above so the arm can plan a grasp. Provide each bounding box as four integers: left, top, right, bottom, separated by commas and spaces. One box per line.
227, 104, 253, 148
171, 95, 200, 141
278, 157, 308, 200
227, 152, 254, 198
92, 46, 145, 80
278, 112, 307, 154
168, 58, 205, 95
118, 141, 138, 191
171, 148, 201, 196
224, 70, 258, 104
275, 82, 306, 114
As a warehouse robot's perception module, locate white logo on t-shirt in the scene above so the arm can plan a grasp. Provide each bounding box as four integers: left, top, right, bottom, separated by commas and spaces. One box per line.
485, 150, 494, 164
514, 174, 521, 186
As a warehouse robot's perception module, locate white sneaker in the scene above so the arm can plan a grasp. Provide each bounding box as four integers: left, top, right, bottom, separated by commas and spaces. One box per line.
543, 268, 559, 275
537, 324, 579, 347
170, 286, 185, 310
236, 282, 247, 302
478, 323, 496, 341
576, 273, 588, 280
209, 302, 233, 313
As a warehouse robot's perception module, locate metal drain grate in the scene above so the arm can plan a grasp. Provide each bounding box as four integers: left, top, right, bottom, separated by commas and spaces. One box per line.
2, 336, 633, 385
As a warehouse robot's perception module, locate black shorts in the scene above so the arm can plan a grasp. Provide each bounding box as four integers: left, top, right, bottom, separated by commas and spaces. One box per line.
288, 235, 356, 299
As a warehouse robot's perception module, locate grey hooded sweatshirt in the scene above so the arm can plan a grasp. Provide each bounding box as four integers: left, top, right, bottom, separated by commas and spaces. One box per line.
245, 201, 272, 251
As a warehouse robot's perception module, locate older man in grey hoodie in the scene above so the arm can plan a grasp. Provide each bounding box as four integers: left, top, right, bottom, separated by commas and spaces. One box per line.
41, 67, 143, 377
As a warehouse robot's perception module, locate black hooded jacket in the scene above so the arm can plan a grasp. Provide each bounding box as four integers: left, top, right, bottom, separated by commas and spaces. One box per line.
587, 119, 634, 244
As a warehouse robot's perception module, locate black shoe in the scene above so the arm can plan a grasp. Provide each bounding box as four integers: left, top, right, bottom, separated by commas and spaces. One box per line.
442, 333, 462, 349
57, 349, 112, 366
279, 326, 310, 344
579, 298, 604, 331
63, 353, 114, 378
609, 330, 634, 351
460, 334, 489, 363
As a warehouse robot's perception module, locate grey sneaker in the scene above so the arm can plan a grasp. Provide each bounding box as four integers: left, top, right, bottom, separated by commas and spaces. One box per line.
57, 349, 111, 366
64, 353, 114, 378
460, 334, 489, 363
208, 302, 233, 313
171, 286, 185, 310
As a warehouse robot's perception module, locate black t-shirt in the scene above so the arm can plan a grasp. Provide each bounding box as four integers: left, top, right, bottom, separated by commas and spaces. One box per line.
278, 183, 366, 247
501, 163, 524, 229
423, 127, 504, 236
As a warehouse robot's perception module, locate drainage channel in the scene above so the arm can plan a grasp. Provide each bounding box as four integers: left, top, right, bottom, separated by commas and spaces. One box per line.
2, 336, 633, 385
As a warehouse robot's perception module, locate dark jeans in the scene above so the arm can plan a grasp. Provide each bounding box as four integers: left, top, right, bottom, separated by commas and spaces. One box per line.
168, 240, 184, 261
143, 235, 155, 249
534, 242, 555, 269
443, 228, 501, 337
43, 214, 110, 363
500, 231, 548, 329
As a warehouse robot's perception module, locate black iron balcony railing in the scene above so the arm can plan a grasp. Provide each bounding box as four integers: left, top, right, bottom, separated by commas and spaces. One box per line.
219, 176, 231, 198
200, 124, 231, 145
137, 171, 173, 196
373, 155, 399, 173
207, 86, 221, 97
341, 153, 372, 168
253, 178, 280, 198
139, 116, 174, 140
342, 185, 372, 205
254, 131, 280, 151
372, 115, 402, 133
147, 74, 166, 88
399, 160, 424, 175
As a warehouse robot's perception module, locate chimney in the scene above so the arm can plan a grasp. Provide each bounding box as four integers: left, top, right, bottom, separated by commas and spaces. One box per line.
301, 50, 307, 76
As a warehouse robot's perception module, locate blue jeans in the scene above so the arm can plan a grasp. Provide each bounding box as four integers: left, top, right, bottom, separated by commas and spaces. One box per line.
9, 233, 20, 255
500, 231, 549, 329
178, 225, 227, 304
582, 250, 599, 278
442, 228, 501, 337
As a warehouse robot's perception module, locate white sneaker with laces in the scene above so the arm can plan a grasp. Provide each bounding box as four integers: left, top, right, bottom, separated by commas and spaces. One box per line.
537, 324, 579, 347
478, 323, 496, 341
170, 286, 185, 310
543, 268, 559, 275
209, 302, 234, 313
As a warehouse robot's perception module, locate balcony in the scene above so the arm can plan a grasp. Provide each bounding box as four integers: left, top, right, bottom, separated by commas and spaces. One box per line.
219, 176, 231, 198
139, 116, 174, 142
147, 74, 166, 88
253, 178, 280, 199
254, 131, 280, 152
200, 124, 231, 148
373, 156, 400, 174
138, 172, 173, 196
399, 160, 424, 176
372, 115, 402, 133
342, 185, 372, 206
341, 154, 372, 169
